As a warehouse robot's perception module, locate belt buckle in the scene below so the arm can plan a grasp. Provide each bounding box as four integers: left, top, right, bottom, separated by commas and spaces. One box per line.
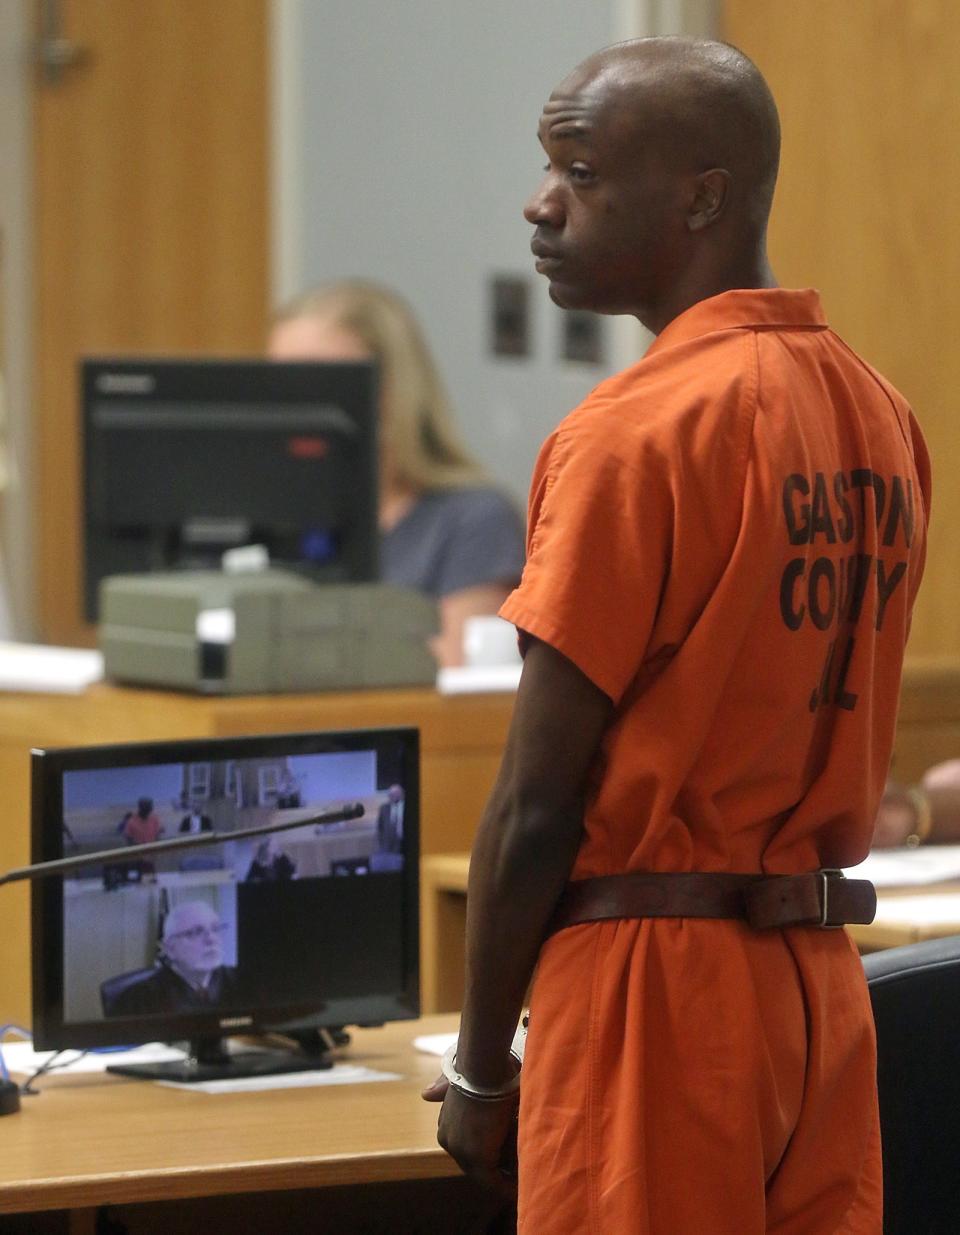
819, 868, 845, 928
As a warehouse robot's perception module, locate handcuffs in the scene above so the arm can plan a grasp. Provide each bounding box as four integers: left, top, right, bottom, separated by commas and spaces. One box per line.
441, 1018, 527, 1102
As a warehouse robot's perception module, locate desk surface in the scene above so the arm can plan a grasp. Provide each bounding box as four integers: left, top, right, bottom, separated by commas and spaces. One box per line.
0, 1014, 458, 1216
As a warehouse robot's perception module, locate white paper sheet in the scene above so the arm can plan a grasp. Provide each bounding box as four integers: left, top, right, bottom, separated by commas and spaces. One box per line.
413, 1032, 458, 1057
2, 1040, 185, 1076
436, 665, 521, 695
0, 1039, 401, 1093
157, 1062, 402, 1094
0, 641, 103, 694
869, 893, 960, 926
844, 844, 960, 888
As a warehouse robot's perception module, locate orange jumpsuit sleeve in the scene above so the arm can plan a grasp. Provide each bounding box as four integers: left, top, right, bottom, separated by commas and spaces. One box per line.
500, 416, 675, 706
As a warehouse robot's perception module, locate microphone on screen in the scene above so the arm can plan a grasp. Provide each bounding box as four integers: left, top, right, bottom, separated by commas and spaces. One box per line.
313, 802, 364, 835
0, 801, 372, 889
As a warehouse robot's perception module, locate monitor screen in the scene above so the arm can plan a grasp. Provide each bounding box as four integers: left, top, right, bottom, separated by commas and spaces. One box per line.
82, 358, 379, 621
31, 729, 419, 1074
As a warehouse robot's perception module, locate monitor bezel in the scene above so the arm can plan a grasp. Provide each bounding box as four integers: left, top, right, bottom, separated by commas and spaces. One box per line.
81, 357, 380, 621
30, 727, 420, 1052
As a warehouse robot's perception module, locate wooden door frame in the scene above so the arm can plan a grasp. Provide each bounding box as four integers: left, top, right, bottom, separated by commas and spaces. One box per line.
0, 0, 36, 639
33, 0, 271, 647
270, 0, 302, 310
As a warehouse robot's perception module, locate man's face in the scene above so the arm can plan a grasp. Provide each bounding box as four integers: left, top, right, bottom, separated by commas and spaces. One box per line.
524, 67, 689, 318
162, 904, 224, 975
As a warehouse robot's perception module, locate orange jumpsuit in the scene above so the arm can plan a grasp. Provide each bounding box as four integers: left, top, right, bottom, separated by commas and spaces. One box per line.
499, 289, 930, 1234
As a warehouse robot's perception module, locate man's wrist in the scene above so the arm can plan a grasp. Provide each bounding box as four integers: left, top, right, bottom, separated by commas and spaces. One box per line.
441, 1043, 521, 1102
443, 1019, 528, 1102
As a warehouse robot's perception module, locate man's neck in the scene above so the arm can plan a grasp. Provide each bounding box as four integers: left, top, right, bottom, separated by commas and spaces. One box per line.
641, 249, 778, 337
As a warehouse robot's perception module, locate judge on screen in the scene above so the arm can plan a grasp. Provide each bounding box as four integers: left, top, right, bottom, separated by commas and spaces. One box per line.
100, 900, 240, 1017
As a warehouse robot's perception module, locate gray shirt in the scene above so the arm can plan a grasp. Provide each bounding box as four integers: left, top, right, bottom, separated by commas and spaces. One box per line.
381, 487, 525, 598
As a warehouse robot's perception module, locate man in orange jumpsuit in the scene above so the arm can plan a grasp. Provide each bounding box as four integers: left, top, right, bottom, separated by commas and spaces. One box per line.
424, 36, 930, 1233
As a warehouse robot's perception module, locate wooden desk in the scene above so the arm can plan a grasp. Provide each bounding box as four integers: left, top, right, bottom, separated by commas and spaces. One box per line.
420, 854, 471, 1012
420, 856, 960, 1011
0, 1015, 493, 1235
0, 1017, 491, 1230
0, 683, 515, 1029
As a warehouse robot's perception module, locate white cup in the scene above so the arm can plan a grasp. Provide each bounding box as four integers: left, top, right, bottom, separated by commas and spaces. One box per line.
462, 616, 521, 667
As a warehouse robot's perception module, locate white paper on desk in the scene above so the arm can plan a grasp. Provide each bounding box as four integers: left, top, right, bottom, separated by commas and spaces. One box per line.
413, 1032, 458, 1057
844, 845, 960, 888
0, 641, 103, 694
869, 893, 960, 926
157, 1062, 402, 1094
2, 1041, 185, 1076
436, 665, 521, 695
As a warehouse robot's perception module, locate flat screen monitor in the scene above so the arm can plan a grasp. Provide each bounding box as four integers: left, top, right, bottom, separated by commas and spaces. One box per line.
82, 358, 379, 621
31, 728, 419, 1082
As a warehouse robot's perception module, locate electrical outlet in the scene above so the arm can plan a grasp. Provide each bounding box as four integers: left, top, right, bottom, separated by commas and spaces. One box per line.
562, 310, 604, 364
490, 276, 530, 357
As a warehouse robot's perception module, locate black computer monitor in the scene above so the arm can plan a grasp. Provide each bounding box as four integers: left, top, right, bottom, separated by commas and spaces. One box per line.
31, 728, 419, 1082
82, 358, 379, 621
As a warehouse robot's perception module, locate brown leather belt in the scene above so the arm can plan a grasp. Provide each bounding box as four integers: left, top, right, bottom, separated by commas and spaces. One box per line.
547, 869, 877, 935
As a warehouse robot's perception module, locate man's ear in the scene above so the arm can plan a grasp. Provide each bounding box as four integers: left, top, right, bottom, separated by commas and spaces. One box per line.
687, 168, 729, 231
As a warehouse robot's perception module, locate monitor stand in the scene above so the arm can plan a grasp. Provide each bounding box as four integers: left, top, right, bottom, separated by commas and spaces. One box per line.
106, 1034, 333, 1083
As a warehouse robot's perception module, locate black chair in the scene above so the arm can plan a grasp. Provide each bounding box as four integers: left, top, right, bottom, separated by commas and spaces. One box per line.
863, 935, 960, 1235
100, 966, 160, 1017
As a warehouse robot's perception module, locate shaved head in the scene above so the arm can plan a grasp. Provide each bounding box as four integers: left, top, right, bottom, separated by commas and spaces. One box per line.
571, 37, 780, 232
525, 37, 781, 330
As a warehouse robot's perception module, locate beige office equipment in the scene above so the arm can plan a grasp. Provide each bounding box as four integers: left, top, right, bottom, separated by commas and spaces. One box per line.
99, 571, 438, 694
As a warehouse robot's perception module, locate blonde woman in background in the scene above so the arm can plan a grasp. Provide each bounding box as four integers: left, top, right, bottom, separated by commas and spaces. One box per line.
269, 281, 525, 667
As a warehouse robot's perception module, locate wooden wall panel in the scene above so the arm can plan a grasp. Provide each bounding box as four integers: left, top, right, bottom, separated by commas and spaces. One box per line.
723, 0, 960, 659
34, 0, 270, 646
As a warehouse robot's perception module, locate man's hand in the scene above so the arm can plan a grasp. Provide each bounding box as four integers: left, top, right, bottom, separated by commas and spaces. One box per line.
422, 1077, 519, 1199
